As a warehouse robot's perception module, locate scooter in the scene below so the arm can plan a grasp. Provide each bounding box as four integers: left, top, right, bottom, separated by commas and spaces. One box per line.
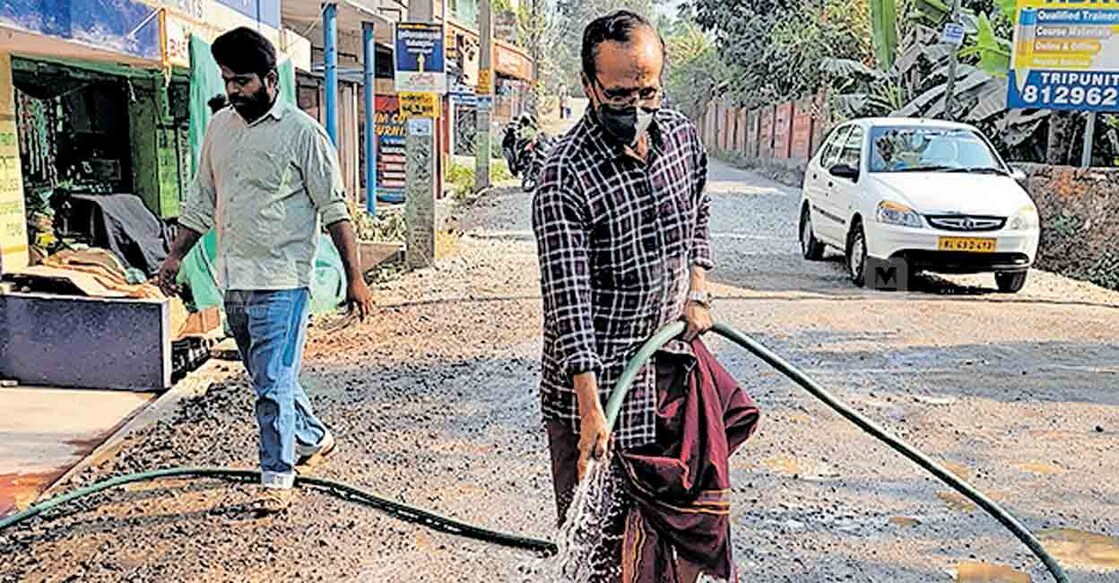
519, 132, 555, 193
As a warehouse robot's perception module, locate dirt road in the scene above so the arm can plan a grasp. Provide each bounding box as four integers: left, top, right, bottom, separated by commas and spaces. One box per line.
2, 161, 1117, 582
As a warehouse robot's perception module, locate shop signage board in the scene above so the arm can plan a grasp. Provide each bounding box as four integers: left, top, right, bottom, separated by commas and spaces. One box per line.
399, 92, 440, 119
940, 22, 966, 46
395, 22, 447, 94
160, 2, 297, 70
374, 95, 406, 203
1008, 0, 1119, 111
0, 0, 162, 61
452, 93, 478, 106
495, 43, 533, 80
477, 67, 493, 95
0, 53, 28, 273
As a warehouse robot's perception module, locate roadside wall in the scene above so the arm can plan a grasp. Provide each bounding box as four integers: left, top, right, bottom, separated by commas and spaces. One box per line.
697, 91, 832, 169
1020, 164, 1119, 290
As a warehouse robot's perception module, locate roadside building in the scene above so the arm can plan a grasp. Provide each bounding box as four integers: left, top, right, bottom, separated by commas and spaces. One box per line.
0, 0, 310, 391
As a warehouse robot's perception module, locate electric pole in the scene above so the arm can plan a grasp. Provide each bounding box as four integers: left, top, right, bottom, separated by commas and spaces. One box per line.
943, 0, 961, 121
405, 0, 437, 269
475, 0, 493, 193
529, 0, 540, 119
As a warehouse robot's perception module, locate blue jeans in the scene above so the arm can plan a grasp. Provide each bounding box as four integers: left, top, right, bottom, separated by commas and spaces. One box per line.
224, 288, 327, 488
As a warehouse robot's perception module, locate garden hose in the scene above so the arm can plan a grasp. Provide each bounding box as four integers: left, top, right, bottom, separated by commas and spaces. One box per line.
0, 467, 557, 555
0, 324, 1071, 582
604, 321, 1068, 583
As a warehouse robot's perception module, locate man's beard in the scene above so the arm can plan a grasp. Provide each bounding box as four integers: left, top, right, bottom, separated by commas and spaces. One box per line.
231, 91, 273, 122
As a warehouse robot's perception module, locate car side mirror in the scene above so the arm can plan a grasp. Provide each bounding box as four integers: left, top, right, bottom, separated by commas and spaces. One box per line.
1009, 167, 1027, 182
829, 164, 860, 181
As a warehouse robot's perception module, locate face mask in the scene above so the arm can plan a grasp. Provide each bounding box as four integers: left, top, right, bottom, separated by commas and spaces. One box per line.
596, 103, 657, 147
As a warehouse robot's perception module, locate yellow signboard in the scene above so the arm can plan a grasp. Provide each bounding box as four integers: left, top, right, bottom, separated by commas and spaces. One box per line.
399, 92, 440, 119
477, 67, 493, 95
0, 52, 28, 274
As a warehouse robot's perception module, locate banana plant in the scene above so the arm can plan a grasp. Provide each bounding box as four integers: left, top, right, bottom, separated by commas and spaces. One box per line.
958, 12, 1011, 78
870, 0, 899, 69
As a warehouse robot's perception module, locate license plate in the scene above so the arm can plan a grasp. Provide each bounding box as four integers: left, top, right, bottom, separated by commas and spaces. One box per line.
937, 237, 996, 252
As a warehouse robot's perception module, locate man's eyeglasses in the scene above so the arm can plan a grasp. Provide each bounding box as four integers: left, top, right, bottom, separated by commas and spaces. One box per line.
594, 77, 662, 107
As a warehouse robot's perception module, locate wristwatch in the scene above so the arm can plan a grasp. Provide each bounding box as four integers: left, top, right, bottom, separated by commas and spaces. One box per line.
687, 290, 712, 308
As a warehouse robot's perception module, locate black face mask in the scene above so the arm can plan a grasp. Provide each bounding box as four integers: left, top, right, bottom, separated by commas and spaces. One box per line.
595, 102, 657, 147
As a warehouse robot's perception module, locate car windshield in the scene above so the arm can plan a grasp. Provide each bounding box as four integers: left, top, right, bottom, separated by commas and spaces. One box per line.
869, 126, 1004, 174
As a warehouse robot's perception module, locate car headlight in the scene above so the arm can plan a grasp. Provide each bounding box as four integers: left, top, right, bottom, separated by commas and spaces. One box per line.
876, 201, 923, 228
1007, 205, 1039, 230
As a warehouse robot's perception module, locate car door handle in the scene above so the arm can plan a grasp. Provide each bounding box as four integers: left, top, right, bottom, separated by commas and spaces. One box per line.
827, 181, 834, 188
813, 173, 818, 180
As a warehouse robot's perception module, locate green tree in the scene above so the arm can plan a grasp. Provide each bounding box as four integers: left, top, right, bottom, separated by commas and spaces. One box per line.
662, 20, 728, 119
689, 0, 874, 108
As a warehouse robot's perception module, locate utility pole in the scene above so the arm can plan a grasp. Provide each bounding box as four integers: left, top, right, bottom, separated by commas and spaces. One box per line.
529, 0, 540, 119
942, 0, 961, 121
475, 0, 492, 193
362, 21, 376, 216
405, 0, 437, 269
323, 1, 339, 144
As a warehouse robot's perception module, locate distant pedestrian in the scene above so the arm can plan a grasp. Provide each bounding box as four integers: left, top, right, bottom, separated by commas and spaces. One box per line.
532, 10, 733, 580
156, 27, 374, 515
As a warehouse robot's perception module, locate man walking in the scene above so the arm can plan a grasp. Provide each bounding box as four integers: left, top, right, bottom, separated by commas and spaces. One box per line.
531, 9, 714, 572
157, 27, 373, 514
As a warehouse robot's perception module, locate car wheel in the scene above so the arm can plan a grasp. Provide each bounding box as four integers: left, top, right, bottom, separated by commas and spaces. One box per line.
846, 222, 867, 287
995, 271, 1027, 293
800, 207, 825, 261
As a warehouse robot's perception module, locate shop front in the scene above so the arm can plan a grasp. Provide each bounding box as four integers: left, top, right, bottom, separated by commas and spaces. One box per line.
493, 41, 532, 124
0, 0, 310, 391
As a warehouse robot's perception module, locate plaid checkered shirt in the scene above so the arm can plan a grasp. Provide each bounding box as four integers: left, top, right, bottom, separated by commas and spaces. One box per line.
531, 108, 713, 449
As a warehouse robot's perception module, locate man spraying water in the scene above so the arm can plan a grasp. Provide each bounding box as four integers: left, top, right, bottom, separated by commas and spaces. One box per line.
533, 10, 759, 581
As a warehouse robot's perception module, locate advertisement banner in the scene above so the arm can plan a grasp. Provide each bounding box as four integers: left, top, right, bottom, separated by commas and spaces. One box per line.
1008, 0, 1119, 111
399, 92, 440, 118
0, 53, 28, 273
395, 22, 447, 94
375, 95, 406, 202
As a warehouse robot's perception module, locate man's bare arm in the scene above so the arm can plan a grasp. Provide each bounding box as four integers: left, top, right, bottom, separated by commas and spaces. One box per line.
156, 227, 204, 296
326, 219, 374, 320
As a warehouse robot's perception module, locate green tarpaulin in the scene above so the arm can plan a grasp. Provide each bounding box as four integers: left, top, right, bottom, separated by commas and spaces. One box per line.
180, 35, 346, 315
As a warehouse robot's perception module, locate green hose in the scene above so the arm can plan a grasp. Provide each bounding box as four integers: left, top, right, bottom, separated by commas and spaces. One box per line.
604, 321, 1068, 583
0, 324, 1071, 581
0, 467, 557, 555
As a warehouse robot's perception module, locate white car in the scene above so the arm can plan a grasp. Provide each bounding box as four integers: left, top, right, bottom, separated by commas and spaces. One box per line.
798, 118, 1040, 293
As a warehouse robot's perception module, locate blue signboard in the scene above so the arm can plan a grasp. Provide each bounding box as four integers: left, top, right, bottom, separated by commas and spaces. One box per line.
0, 0, 161, 61
940, 23, 965, 46
1007, 2, 1119, 112
215, 0, 281, 30
394, 22, 447, 93
1008, 70, 1119, 111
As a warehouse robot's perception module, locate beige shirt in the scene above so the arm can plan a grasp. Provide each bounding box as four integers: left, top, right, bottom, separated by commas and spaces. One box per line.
180, 100, 350, 291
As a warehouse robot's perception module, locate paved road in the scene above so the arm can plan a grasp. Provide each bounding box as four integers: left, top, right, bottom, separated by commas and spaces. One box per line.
2, 161, 1117, 582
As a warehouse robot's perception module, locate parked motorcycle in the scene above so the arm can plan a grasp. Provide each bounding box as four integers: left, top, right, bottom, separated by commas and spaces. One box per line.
501, 114, 555, 193
519, 132, 555, 193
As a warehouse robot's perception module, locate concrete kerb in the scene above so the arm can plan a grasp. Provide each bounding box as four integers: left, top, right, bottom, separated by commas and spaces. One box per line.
38, 360, 238, 500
